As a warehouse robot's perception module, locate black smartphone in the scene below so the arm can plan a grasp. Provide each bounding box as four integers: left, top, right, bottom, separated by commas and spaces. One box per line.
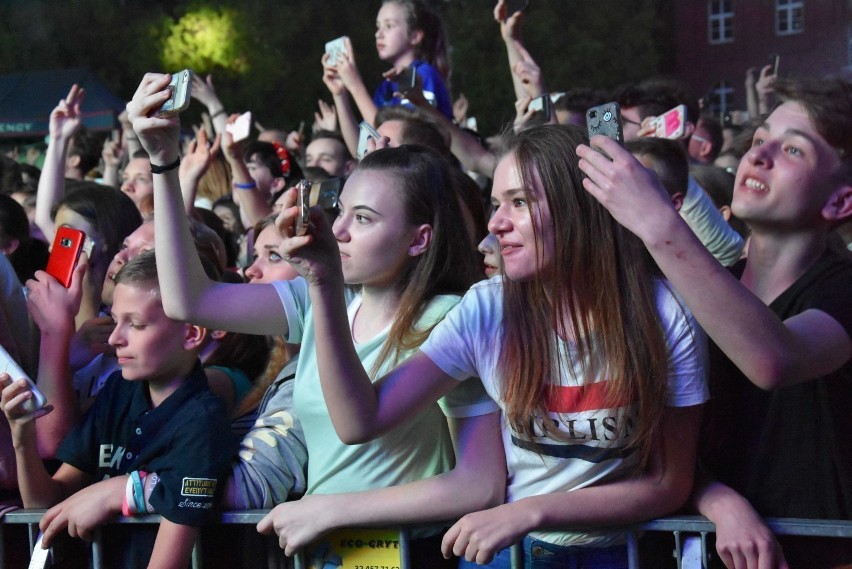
586, 102, 624, 145
528, 94, 551, 122
504, 0, 529, 18
396, 66, 417, 91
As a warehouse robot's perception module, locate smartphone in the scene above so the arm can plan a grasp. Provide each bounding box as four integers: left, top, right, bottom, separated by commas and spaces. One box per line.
768, 53, 780, 76
325, 36, 348, 66
504, 0, 529, 18
396, 66, 417, 91
649, 104, 687, 140
315, 177, 343, 216
226, 111, 252, 143
528, 94, 552, 122
46, 226, 87, 288
586, 102, 624, 145
156, 69, 193, 116
356, 121, 382, 160
0, 344, 46, 416
295, 179, 312, 236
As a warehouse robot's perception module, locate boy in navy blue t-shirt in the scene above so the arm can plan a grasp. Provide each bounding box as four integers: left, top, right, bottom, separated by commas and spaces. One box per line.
2, 251, 234, 569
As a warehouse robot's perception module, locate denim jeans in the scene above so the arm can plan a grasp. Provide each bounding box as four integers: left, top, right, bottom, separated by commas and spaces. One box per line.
458, 536, 628, 569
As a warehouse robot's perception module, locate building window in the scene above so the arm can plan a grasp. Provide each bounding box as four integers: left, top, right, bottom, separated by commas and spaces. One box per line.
708, 1, 735, 43
707, 80, 735, 117
776, 0, 804, 35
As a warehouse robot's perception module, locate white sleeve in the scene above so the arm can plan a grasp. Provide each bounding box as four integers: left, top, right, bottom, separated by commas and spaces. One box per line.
271, 278, 312, 344
657, 282, 710, 407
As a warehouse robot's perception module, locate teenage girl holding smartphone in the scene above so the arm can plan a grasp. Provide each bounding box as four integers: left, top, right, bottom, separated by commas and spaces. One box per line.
275, 124, 708, 568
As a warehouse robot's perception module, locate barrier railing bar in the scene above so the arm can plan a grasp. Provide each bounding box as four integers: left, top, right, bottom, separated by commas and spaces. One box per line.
6, 511, 852, 568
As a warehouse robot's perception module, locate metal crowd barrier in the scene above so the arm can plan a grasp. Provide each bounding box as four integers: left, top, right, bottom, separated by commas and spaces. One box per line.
4, 510, 851, 568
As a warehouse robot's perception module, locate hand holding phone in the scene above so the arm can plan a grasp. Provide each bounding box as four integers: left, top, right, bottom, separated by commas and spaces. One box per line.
395, 66, 417, 92
356, 121, 382, 160
325, 36, 349, 66
156, 69, 194, 116
46, 227, 89, 288
226, 111, 252, 143
528, 94, 552, 122
648, 104, 687, 140
0, 344, 46, 417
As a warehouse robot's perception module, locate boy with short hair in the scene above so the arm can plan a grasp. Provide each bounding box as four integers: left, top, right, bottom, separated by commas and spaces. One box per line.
579, 77, 852, 568
1, 250, 234, 569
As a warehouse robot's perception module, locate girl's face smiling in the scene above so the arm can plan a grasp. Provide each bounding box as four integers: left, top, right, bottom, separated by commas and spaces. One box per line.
375, 2, 420, 66
333, 169, 428, 289
487, 155, 554, 283
244, 225, 299, 284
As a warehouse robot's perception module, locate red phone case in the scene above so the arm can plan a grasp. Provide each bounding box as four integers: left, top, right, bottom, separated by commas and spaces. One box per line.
46, 226, 86, 288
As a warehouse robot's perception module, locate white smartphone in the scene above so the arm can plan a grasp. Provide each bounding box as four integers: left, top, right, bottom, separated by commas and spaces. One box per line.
356, 121, 382, 160
0, 344, 46, 415
650, 104, 687, 140
325, 36, 348, 66
226, 111, 252, 143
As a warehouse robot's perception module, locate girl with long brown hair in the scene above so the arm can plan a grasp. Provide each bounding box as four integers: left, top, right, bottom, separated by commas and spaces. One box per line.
279, 123, 708, 568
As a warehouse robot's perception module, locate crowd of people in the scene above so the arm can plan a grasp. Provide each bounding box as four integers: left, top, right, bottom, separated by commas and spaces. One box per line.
0, 1, 849, 568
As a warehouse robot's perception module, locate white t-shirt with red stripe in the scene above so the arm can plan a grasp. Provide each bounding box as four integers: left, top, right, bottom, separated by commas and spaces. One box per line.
421, 276, 708, 547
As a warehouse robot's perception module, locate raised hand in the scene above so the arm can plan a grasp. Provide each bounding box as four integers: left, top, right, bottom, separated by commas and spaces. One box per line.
49, 84, 86, 141
124, 73, 181, 165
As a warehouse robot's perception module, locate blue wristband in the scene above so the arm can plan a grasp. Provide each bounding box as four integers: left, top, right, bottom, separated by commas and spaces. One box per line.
131, 471, 147, 514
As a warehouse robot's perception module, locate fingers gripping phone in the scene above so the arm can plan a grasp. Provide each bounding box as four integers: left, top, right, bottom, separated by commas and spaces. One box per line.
586, 102, 624, 145
46, 226, 89, 288
156, 69, 193, 116
0, 344, 46, 415
356, 121, 382, 160
295, 179, 312, 236
528, 94, 552, 122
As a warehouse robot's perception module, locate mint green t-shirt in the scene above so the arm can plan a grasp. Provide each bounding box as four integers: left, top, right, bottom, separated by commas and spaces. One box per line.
273, 278, 495, 496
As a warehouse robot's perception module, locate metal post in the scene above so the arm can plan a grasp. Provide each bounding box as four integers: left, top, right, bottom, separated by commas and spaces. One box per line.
626, 530, 640, 569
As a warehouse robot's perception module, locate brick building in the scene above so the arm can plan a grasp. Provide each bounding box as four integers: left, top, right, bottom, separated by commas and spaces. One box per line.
672, 0, 851, 115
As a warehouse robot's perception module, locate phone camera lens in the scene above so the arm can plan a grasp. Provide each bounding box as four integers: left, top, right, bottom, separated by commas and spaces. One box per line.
60, 238, 72, 247
588, 110, 597, 119
602, 111, 613, 122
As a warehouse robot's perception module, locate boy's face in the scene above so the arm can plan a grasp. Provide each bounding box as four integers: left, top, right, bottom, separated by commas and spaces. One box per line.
109, 282, 195, 384
733, 101, 844, 230
246, 153, 277, 194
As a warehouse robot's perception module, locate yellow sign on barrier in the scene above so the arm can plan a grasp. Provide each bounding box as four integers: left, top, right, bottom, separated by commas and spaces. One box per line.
306, 528, 402, 569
